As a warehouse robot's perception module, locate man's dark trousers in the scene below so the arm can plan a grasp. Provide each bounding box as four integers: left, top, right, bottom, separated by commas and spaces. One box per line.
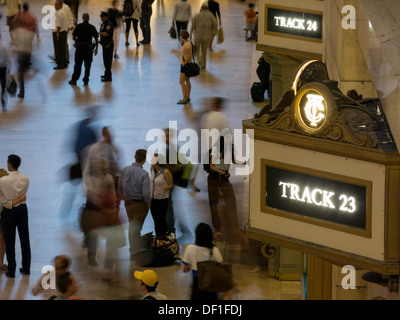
2, 204, 31, 276
140, 11, 152, 42
53, 31, 68, 68
102, 42, 113, 79
71, 46, 93, 83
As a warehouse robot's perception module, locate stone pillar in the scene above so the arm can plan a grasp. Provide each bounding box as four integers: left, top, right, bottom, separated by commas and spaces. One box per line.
306, 254, 332, 300
323, 0, 377, 98
267, 54, 301, 108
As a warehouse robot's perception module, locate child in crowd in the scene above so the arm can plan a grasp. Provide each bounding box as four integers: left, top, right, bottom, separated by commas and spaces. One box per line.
31, 255, 76, 298
244, 3, 257, 40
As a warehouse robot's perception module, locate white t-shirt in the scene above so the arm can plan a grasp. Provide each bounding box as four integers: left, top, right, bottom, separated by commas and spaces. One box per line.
182, 244, 223, 272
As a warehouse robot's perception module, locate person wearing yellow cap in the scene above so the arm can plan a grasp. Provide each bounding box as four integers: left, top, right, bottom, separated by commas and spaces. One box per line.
134, 270, 168, 300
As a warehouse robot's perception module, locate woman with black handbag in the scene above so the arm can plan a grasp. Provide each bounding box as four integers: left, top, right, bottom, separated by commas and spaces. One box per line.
178, 30, 192, 105
181, 223, 223, 300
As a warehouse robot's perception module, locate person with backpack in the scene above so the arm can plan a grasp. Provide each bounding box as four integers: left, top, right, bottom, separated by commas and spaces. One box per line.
123, 0, 141, 47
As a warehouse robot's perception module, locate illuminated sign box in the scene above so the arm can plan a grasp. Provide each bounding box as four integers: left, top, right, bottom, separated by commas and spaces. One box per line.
261, 160, 372, 238
265, 5, 323, 42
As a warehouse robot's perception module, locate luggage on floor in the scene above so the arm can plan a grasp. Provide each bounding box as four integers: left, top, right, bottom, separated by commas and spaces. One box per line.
250, 82, 265, 102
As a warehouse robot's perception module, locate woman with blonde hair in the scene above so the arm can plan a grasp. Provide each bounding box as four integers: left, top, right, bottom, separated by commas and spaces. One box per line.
178, 30, 192, 105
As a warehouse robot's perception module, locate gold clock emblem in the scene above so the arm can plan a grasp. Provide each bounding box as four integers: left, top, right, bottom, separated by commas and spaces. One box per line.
304, 94, 325, 127
293, 82, 337, 135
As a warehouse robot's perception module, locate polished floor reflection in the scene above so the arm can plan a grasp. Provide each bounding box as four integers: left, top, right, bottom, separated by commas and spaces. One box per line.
0, 0, 301, 300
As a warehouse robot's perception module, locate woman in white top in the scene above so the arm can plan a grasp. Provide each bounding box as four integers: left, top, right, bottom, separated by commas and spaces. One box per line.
123, 0, 141, 47
172, 0, 192, 43
150, 154, 173, 236
182, 223, 223, 300
178, 30, 192, 104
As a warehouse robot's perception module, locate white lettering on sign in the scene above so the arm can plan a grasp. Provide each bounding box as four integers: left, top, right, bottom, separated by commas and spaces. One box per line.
304, 94, 325, 127
279, 181, 356, 212
274, 16, 318, 31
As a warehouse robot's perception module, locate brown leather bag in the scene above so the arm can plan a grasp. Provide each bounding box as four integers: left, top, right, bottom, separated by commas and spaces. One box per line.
197, 250, 233, 292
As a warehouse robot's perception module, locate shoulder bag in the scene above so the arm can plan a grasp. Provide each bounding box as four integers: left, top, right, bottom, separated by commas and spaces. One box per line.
183, 42, 200, 77
197, 248, 233, 292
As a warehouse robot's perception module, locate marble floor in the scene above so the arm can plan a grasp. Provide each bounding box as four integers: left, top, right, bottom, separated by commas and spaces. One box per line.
0, 0, 302, 300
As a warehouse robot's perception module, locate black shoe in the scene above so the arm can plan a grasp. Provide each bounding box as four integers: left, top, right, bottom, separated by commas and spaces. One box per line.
19, 268, 30, 275
6, 271, 15, 278
101, 78, 112, 82
83, 81, 88, 86
54, 65, 66, 70
17, 93, 24, 99
68, 80, 77, 85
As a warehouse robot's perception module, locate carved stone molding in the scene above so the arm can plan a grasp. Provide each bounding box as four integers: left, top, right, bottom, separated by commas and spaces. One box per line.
256, 102, 379, 148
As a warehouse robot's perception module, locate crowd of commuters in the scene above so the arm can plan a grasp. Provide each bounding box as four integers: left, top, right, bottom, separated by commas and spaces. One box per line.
0, 0, 256, 301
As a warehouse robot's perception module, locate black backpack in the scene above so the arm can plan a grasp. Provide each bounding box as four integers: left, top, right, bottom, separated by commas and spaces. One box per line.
123, 0, 134, 16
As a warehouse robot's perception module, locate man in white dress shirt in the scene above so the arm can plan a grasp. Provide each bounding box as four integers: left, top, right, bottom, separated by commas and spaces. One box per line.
0, 154, 30, 278
52, 0, 71, 69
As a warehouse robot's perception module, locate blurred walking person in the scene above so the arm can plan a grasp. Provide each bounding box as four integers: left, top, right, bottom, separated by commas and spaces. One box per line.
11, 1, 38, 99
207, 0, 221, 51
0, 34, 12, 112
190, 2, 217, 69
123, 0, 141, 47
1, 0, 21, 45
172, 0, 191, 44
108, 0, 122, 59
